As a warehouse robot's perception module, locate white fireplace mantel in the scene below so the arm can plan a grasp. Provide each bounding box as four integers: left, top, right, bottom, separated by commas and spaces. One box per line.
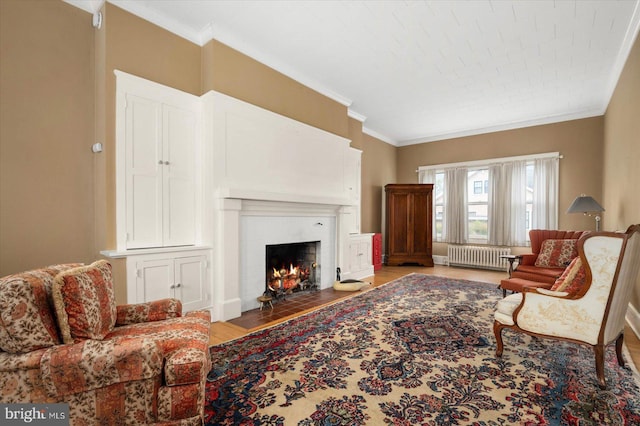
210, 198, 356, 321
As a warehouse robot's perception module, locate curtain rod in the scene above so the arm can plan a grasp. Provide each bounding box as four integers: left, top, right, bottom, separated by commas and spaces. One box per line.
416, 152, 562, 173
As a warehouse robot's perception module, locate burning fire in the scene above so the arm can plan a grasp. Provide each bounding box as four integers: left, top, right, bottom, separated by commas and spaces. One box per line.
268, 263, 310, 292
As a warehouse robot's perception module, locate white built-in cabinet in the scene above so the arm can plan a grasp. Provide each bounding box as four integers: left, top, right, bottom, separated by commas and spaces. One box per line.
344, 233, 374, 281
107, 71, 211, 314
115, 70, 201, 251
125, 250, 210, 312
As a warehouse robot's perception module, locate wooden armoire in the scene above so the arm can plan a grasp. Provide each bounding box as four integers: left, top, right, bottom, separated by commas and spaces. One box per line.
384, 184, 434, 266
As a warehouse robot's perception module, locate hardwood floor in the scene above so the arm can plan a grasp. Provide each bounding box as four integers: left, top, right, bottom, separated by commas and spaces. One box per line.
210, 264, 640, 372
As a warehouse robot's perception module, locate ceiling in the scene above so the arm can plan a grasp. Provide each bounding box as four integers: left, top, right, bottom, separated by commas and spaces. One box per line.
68, 0, 640, 146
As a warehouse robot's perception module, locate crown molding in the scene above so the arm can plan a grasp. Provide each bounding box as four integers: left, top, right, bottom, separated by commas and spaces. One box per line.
362, 127, 397, 146
63, 0, 104, 14
347, 110, 366, 123
601, 0, 640, 113
397, 108, 605, 147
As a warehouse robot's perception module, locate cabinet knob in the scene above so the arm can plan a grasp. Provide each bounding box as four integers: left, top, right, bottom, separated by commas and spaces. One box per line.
158, 160, 163, 165
175, 283, 181, 288
169, 284, 175, 289
164, 161, 170, 165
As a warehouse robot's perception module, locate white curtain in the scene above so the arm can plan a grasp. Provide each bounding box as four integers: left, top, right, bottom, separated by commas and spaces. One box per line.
419, 169, 437, 241
510, 161, 529, 245
418, 169, 435, 185
488, 163, 508, 245
532, 157, 559, 230
443, 168, 467, 244
487, 162, 527, 246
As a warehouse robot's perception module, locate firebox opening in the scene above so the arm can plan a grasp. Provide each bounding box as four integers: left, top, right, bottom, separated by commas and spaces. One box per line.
266, 241, 319, 300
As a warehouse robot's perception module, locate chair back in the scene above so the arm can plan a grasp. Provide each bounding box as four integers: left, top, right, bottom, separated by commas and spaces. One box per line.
601, 225, 640, 344
529, 229, 586, 254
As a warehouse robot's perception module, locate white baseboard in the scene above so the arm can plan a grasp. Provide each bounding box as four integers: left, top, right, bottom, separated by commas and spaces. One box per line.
626, 303, 640, 339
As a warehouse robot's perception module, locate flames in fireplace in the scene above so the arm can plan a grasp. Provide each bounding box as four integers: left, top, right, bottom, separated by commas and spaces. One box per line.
266, 241, 318, 298
268, 264, 311, 292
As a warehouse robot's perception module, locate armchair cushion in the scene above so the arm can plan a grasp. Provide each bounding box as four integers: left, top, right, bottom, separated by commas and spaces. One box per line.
0, 264, 81, 353
116, 298, 182, 326
535, 239, 578, 268
40, 338, 162, 397
52, 260, 117, 344
550, 256, 587, 295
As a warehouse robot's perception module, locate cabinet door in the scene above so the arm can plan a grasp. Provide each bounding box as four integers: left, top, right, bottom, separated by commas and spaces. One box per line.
174, 255, 207, 312
137, 258, 174, 302
388, 191, 411, 256
348, 241, 361, 273
409, 191, 432, 256
125, 95, 163, 249
357, 241, 372, 270
163, 105, 197, 247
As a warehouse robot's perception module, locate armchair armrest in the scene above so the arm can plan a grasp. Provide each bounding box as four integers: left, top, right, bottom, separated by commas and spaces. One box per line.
523, 286, 572, 298
518, 253, 537, 266
116, 298, 182, 326
40, 338, 163, 398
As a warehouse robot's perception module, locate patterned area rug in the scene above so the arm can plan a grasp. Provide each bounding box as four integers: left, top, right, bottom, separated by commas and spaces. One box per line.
206, 274, 640, 425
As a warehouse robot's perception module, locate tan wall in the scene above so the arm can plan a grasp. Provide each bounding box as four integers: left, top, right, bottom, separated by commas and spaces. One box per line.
202, 40, 349, 139
361, 134, 397, 235
603, 34, 640, 310
0, 0, 95, 274
397, 117, 604, 255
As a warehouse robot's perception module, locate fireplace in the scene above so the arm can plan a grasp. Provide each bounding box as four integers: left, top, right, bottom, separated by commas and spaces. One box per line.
238, 206, 337, 313
265, 241, 319, 299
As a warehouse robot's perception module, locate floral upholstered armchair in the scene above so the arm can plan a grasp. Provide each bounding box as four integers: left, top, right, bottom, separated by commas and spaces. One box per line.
0, 260, 212, 425
494, 225, 640, 389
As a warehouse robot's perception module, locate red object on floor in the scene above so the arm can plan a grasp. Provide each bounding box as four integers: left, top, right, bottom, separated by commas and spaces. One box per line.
373, 233, 382, 271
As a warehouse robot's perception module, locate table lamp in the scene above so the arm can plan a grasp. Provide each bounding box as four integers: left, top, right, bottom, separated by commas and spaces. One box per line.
567, 194, 605, 231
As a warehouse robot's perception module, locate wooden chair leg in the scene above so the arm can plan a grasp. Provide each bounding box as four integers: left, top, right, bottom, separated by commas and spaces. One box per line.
594, 344, 607, 389
615, 333, 625, 367
494, 321, 504, 357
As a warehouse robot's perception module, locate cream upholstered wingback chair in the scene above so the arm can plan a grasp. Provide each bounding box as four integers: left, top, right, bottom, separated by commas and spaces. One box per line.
494, 224, 640, 389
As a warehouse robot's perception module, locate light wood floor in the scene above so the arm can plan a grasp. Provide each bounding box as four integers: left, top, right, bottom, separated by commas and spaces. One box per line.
210, 265, 640, 371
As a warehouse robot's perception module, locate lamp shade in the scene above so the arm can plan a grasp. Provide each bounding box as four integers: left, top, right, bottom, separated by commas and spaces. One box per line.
567, 195, 605, 214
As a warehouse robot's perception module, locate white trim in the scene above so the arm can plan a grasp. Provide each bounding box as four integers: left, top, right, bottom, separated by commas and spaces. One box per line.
362, 126, 397, 145
603, 0, 640, 113
63, 0, 104, 14
348, 109, 367, 123
110, 0, 204, 45
399, 108, 604, 146
100, 245, 212, 259
627, 303, 640, 339
417, 152, 561, 172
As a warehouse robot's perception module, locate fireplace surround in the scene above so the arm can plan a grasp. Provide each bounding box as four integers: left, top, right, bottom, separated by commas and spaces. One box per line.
239, 206, 336, 312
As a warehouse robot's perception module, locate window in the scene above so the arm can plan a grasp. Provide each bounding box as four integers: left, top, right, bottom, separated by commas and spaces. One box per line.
419, 153, 559, 246
468, 169, 488, 243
